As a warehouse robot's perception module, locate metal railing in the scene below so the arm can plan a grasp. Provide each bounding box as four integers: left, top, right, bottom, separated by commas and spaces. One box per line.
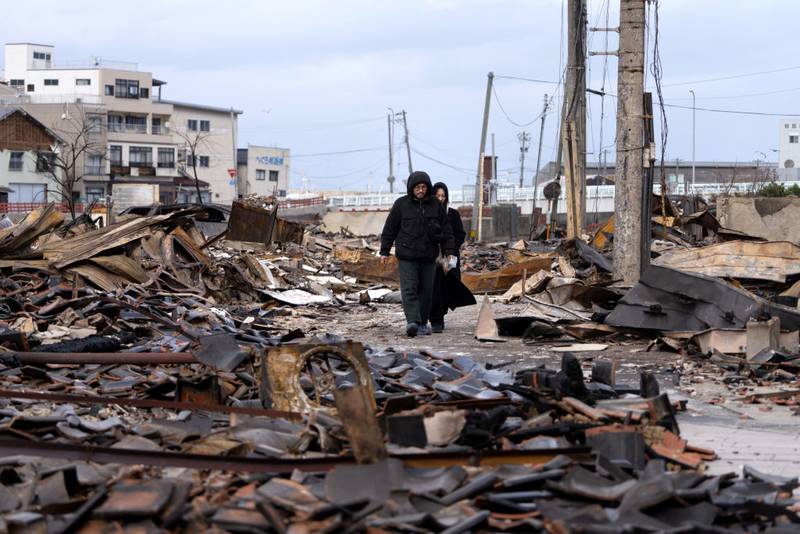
278, 196, 326, 209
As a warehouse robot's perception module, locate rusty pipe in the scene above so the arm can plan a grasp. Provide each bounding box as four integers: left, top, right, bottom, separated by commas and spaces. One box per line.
10, 352, 198, 365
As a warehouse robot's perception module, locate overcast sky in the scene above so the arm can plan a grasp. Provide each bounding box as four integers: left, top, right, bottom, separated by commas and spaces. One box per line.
2, 0, 797, 192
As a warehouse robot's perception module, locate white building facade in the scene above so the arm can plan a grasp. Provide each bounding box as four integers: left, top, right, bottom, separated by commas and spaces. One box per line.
1, 42, 242, 206
778, 117, 800, 181
236, 145, 290, 198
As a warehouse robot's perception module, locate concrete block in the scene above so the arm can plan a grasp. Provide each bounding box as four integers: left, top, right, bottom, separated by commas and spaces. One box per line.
746, 317, 781, 360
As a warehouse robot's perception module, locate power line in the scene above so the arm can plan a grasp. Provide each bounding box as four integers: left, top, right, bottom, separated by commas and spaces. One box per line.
410, 148, 473, 175
666, 87, 800, 101
291, 146, 385, 158
663, 65, 800, 88
290, 156, 387, 180
494, 75, 561, 84
589, 89, 800, 117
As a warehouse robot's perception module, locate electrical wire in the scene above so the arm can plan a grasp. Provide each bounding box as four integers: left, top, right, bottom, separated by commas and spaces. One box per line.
663, 65, 800, 88
410, 148, 473, 175
291, 146, 385, 158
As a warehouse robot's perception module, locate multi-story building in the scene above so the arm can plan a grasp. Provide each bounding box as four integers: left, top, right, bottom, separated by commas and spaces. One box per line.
0, 107, 62, 203
778, 118, 800, 181
236, 145, 290, 198
0, 42, 242, 206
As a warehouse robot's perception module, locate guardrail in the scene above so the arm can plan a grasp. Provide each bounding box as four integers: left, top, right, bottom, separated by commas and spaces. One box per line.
278, 196, 326, 209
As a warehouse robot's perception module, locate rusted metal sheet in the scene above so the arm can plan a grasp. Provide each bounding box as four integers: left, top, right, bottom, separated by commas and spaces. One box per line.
462, 258, 554, 293
654, 240, 800, 283
339, 251, 400, 285
227, 201, 275, 244
333, 385, 386, 463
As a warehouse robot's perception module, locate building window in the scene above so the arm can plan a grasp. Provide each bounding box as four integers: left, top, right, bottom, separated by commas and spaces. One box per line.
140, 87, 149, 99
125, 115, 147, 133
109, 145, 122, 166
114, 79, 139, 99
790, 135, 799, 144
129, 146, 153, 167
33, 51, 50, 60
278, 189, 286, 197
186, 154, 195, 167
104, 85, 114, 96
786, 124, 791, 129
86, 113, 103, 134
158, 148, 175, 168
794, 124, 798, 129
199, 156, 210, 168
8, 152, 24, 172
85, 185, 105, 203
187, 119, 198, 131
44, 79, 58, 86
36, 152, 55, 173
199, 120, 210, 132
85, 154, 103, 175
107, 114, 123, 132
76, 79, 91, 86
26, 84, 34, 92
9, 79, 24, 87
269, 170, 279, 182
152, 117, 163, 135
256, 169, 266, 181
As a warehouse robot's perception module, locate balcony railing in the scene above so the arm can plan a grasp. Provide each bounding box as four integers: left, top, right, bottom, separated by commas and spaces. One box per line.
107, 123, 147, 134
151, 125, 170, 135
84, 165, 103, 175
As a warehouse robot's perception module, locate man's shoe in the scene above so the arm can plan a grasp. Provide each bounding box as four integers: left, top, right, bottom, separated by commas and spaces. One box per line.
431, 323, 444, 333
406, 323, 418, 337
418, 324, 432, 336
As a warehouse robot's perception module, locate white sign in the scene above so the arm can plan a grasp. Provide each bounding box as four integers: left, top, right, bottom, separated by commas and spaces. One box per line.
113, 184, 159, 212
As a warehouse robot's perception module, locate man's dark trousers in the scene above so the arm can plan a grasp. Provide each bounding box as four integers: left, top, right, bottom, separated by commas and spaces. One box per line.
398, 259, 436, 325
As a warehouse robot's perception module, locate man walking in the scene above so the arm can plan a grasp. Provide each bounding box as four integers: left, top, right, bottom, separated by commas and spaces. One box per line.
380, 171, 456, 337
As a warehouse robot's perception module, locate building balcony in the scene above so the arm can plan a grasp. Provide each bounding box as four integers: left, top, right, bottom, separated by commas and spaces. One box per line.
108, 123, 147, 134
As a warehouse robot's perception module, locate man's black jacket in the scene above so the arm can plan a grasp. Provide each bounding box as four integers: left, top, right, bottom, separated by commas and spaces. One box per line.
380, 172, 456, 261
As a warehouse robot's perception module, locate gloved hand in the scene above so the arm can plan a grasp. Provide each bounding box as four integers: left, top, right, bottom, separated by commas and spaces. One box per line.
447, 255, 458, 270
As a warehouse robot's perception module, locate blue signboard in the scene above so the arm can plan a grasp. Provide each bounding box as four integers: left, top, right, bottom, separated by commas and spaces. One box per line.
255, 156, 284, 166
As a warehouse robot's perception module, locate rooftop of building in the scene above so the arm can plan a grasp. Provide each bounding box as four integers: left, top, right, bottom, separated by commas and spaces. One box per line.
159, 99, 243, 115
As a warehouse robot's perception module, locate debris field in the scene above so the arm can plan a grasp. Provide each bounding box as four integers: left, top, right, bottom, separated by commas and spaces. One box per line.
0, 198, 797, 532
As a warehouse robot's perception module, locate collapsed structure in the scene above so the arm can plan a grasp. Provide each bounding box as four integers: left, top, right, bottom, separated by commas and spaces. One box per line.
0, 193, 792, 532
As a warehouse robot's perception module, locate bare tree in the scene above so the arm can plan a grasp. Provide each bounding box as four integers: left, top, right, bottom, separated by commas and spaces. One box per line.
41, 105, 106, 218
172, 126, 212, 205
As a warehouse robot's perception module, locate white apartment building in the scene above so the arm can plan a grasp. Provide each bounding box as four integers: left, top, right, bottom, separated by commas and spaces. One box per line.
236, 145, 290, 198
778, 117, 800, 181
1, 42, 242, 206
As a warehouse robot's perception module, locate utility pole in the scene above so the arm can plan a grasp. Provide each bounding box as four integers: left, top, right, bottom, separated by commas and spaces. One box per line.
471, 72, 494, 241
401, 110, 412, 175
387, 113, 395, 193
562, 0, 587, 238
491, 133, 496, 204
529, 94, 549, 237
689, 89, 696, 194
518, 131, 530, 188
613, 0, 646, 283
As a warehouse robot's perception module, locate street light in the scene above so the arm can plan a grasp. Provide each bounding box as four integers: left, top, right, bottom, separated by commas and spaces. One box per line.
689, 90, 696, 193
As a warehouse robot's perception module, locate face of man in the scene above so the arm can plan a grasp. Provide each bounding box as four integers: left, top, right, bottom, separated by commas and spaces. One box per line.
413, 183, 428, 199
435, 188, 446, 204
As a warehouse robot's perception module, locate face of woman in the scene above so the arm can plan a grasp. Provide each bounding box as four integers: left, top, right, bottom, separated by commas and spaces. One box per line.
435, 189, 447, 204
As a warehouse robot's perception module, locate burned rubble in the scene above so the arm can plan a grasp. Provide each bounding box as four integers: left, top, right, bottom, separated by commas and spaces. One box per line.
0, 199, 795, 532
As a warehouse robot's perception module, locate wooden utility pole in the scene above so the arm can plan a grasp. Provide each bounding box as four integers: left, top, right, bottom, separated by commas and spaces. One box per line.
562, 0, 587, 238
613, 0, 646, 283
471, 72, 494, 241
